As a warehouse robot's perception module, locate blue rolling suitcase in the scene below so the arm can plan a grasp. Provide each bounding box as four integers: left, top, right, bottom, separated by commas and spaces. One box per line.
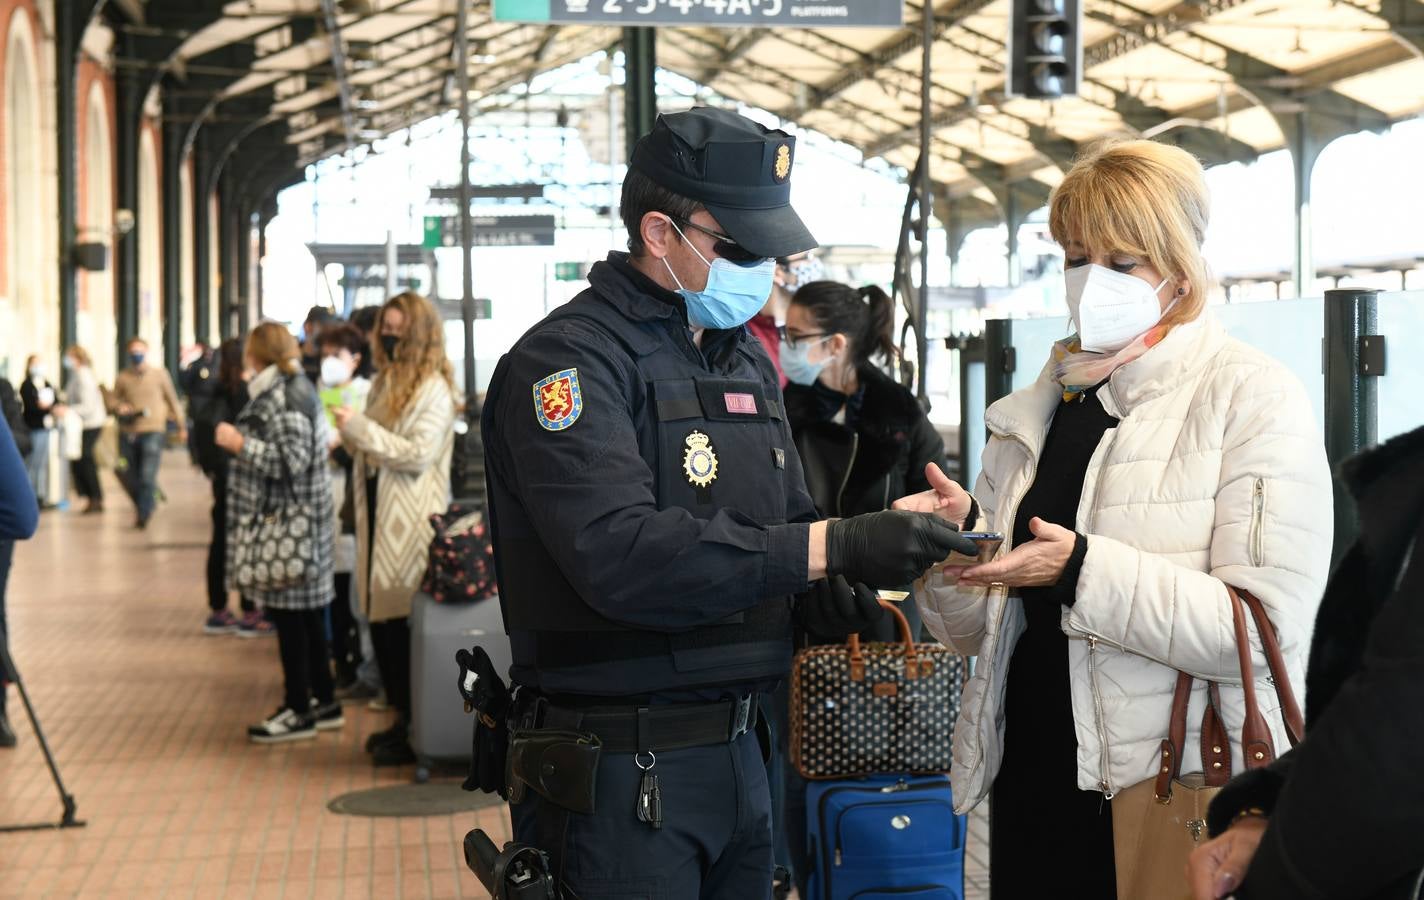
805, 774, 966, 900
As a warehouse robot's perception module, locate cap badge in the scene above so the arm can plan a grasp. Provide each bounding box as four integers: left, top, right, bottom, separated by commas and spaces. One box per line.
683, 430, 718, 489
774, 144, 792, 181
533, 368, 582, 431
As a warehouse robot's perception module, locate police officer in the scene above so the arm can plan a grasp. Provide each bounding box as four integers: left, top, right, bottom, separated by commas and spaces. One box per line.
481, 108, 974, 897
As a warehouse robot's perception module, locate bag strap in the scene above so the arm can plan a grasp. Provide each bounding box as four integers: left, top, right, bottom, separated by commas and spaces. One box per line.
1152, 584, 1280, 800
1237, 587, 1305, 746
846, 599, 922, 681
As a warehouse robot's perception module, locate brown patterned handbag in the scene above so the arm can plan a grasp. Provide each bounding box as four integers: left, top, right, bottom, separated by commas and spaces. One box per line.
790, 599, 967, 780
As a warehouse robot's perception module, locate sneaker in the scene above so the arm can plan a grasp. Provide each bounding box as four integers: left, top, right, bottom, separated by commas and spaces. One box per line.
367, 691, 390, 712
371, 739, 417, 767
236, 610, 275, 638
248, 707, 316, 744
334, 680, 379, 703
364, 721, 407, 753
0, 715, 15, 749
204, 610, 240, 635
310, 700, 345, 731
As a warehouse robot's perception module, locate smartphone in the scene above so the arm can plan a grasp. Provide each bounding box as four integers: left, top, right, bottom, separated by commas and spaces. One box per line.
941, 531, 1005, 567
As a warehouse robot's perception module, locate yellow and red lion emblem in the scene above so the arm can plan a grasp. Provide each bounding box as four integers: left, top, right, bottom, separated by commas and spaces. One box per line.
533, 368, 582, 431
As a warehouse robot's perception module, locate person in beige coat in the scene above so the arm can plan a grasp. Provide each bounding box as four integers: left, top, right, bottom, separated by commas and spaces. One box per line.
334, 291, 456, 766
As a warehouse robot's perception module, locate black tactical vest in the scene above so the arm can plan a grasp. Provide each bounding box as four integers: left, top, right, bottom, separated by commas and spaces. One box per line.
484, 291, 796, 696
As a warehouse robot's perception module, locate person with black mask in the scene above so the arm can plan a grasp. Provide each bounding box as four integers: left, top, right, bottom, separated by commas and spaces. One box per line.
300, 307, 334, 386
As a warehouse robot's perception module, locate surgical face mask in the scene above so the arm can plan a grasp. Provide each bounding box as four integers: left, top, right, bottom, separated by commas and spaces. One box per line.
1064, 264, 1171, 354
779, 336, 834, 386
320, 356, 351, 387
379, 334, 399, 359
662, 220, 776, 331
63, 357, 76, 371
129, 352, 146, 367
28, 364, 43, 379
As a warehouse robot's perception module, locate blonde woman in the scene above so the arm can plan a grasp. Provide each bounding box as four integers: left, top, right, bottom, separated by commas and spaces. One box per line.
215, 323, 340, 743
897, 141, 1334, 893
334, 292, 456, 766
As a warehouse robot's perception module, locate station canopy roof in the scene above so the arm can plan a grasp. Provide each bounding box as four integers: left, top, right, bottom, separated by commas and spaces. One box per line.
131, 0, 1424, 223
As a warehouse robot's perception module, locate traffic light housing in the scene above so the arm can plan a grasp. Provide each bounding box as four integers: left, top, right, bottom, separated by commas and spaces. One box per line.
1008, 0, 1081, 99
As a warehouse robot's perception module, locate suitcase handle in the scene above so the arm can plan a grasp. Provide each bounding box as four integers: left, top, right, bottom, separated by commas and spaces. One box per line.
847, 600, 923, 681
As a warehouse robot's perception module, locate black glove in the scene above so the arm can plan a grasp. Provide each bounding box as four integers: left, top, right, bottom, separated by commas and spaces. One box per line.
800, 576, 884, 638
826, 510, 977, 587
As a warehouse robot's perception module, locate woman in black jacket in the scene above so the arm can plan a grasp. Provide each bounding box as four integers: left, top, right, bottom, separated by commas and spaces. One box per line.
192, 339, 260, 635
773, 281, 951, 895
1188, 423, 1424, 900
781, 280, 949, 641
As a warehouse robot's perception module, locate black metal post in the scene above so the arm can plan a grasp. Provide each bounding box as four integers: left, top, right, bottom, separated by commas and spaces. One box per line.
193, 139, 212, 344
983, 318, 1015, 409
55, 2, 87, 357
235, 204, 252, 338
115, 57, 142, 361
161, 115, 184, 374
623, 27, 657, 161
456, 0, 477, 410
217, 172, 237, 340
1323, 287, 1379, 562
916, 0, 932, 403
955, 335, 986, 490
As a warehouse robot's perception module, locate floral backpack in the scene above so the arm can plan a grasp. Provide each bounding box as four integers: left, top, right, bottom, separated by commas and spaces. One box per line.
420, 504, 497, 604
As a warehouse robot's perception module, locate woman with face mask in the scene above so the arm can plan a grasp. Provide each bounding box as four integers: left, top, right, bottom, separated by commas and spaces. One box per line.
61, 346, 108, 513
895, 140, 1334, 897
16, 354, 57, 507
332, 292, 457, 767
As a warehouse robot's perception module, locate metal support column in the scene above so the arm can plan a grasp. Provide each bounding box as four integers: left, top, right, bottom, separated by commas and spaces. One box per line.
915, 0, 932, 404
115, 59, 143, 360
456, 0, 477, 407
235, 206, 252, 338
161, 117, 184, 373
1288, 111, 1315, 299
256, 209, 271, 322
217, 172, 237, 340
193, 141, 212, 344
1004, 189, 1021, 288
55, 2, 98, 357
623, 27, 657, 160
1323, 287, 1379, 562
954, 335, 987, 490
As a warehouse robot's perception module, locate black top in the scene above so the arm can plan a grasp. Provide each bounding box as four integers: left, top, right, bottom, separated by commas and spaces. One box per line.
990, 382, 1117, 897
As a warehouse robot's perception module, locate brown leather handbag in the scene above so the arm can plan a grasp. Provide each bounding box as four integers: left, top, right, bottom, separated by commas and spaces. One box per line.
1112, 586, 1305, 900
790, 600, 967, 780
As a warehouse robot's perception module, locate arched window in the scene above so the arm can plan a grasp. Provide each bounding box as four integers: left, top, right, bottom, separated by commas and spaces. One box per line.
82, 80, 116, 380
4, 10, 44, 372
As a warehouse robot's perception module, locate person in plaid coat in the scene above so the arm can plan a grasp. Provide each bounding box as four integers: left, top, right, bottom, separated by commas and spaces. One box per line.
215, 323, 342, 744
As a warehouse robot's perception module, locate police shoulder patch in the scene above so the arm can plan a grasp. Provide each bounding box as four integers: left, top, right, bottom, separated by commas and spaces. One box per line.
533, 368, 583, 431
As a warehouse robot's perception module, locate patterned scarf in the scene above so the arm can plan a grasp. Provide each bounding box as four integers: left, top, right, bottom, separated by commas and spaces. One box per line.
1051, 323, 1170, 402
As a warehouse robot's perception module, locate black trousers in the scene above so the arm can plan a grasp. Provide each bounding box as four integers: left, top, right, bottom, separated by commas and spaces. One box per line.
368, 616, 410, 718
206, 473, 254, 614
70, 428, 103, 501
268, 607, 335, 714
329, 572, 361, 678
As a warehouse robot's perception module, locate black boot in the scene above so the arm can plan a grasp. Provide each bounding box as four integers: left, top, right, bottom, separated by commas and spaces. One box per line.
364, 719, 407, 753
0, 715, 18, 748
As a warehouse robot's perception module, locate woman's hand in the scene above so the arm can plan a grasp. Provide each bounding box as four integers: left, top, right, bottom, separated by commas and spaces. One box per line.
214, 422, 244, 455
1187, 816, 1268, 899
892, 463, 974, 528
333, 406, 355, 430
949, 517, 1074, 587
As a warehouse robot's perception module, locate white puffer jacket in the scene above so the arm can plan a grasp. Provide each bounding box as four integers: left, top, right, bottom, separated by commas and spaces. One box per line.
918, 312, 1333, 814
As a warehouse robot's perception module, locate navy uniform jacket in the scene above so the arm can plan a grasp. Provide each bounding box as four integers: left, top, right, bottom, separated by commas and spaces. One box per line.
483, 253, 820, 695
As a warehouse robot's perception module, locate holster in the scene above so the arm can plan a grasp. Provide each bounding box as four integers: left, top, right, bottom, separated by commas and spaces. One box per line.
462, 712, 511, 797
508, 729, 602, 816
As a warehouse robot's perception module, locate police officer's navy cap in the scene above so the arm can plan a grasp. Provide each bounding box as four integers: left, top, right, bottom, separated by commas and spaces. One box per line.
630, 107, 818, 260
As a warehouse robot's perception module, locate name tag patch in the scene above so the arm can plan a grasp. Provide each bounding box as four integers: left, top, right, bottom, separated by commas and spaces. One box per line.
724, 392, 758, 415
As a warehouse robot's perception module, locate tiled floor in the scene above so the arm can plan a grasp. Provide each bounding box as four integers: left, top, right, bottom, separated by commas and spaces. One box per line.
0, 454, 989, 898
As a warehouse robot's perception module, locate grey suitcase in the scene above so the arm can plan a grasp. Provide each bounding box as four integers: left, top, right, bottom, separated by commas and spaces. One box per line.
408, 591, 512, 782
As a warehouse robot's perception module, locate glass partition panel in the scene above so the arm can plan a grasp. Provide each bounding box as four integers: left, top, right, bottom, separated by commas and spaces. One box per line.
1009, 315, 1071, 393
1375, 291, 1424, 443
1214, 298, 1325, 429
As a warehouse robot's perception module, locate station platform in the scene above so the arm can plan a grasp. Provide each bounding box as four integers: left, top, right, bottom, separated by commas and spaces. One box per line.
0, 451, 989, 899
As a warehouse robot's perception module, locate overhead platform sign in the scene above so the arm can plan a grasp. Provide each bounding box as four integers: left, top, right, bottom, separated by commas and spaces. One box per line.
424, 215, 557, 249
494, 0, 902, 28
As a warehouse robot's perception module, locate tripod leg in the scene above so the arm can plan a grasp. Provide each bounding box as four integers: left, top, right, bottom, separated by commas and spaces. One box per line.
0, 625, 83, 830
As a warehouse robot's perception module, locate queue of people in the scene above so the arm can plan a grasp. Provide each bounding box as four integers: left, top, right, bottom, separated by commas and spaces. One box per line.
1, 105, 1419, 900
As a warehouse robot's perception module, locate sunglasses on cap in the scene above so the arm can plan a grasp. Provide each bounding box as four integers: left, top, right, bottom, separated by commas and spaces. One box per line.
669, 216, 766, 265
